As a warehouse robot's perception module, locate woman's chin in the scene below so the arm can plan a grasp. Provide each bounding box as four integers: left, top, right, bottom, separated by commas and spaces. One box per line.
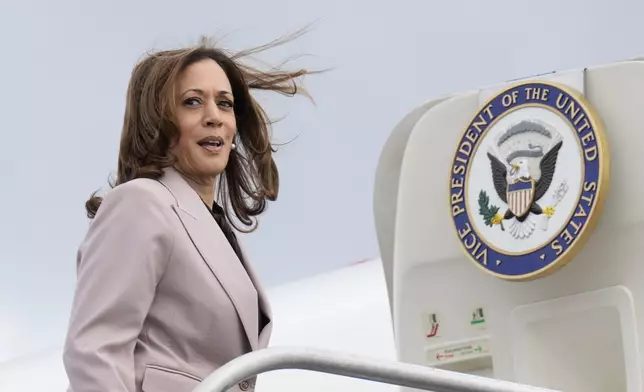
176, 154, 229, 179
195, 161, 228, 177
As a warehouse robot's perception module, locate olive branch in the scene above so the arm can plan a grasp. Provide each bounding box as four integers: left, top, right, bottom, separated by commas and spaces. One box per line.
478, 190, 504, 231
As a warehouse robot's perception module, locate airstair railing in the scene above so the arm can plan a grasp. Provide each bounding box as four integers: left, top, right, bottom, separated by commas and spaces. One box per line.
191, 347, 561, 392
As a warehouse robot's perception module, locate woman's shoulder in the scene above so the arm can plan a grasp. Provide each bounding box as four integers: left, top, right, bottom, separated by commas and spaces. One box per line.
101, 178, 175, 213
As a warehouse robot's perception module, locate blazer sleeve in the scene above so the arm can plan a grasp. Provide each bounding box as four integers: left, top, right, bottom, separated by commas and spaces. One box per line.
63, 182, 175, 392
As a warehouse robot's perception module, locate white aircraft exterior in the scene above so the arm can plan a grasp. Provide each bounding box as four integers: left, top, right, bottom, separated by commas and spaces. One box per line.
0, 259, 399, 392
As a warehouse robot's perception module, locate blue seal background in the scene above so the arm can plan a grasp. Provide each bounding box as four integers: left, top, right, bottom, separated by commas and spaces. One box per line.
449, 82, 600, 277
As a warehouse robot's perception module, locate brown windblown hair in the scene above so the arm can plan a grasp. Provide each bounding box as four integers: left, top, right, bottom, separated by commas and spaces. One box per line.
85, 31, 317, 231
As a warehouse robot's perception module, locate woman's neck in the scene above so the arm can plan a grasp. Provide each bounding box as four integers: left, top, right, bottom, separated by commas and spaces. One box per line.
193, 181, 215, 208
176, 168, 217, 208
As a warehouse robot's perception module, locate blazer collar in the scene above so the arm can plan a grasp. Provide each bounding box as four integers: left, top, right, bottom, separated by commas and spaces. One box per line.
157, 167, 271, 349
158, 167, 213, 220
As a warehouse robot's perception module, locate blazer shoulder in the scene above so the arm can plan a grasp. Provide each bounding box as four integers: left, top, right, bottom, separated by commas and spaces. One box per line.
94, 178, 177, 223
105, 178, 175, 206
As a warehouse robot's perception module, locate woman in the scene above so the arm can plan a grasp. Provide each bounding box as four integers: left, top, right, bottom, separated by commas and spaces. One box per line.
62, 34, 314, 392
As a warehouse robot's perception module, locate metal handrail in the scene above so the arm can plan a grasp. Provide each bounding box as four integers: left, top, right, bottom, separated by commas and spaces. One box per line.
191, 346, 560, 392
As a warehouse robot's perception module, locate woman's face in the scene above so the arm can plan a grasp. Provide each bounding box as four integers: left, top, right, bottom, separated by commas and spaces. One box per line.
172, 58, 237, 180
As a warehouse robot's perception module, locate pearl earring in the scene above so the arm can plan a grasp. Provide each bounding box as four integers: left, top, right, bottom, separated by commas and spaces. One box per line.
231, 143, 236, 150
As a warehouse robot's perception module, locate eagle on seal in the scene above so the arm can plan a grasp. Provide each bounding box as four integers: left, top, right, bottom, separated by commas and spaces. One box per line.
486, 140, 563, 225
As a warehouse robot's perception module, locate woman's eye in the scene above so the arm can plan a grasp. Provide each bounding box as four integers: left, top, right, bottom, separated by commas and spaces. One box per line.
183, 97, 201, 107
218, 100, 234, 109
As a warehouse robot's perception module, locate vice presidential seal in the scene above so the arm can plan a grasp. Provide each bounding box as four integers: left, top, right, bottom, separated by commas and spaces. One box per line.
449, 81, 609, 281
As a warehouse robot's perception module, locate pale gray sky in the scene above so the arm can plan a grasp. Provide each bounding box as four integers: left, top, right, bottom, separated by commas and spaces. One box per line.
2, 0, 644, 362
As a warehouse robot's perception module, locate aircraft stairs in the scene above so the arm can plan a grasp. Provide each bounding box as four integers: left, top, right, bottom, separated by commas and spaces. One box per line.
191, 347, 559, 392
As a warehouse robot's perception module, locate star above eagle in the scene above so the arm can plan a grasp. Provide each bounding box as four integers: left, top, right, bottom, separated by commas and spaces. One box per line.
486, 140, 563, 226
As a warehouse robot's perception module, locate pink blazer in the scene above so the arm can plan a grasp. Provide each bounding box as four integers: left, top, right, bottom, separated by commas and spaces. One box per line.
63, 167, 273, 392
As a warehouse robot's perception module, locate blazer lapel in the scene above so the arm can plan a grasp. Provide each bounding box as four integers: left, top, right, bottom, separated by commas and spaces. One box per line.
238, 244, 273, 347
158, 168, 259, 350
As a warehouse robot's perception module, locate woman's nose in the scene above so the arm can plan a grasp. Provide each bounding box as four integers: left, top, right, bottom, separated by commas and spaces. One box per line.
203, 104, 222, 127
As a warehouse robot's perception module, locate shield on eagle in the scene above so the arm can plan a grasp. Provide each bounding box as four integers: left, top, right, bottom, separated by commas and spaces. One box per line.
506, 178, 535, 217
